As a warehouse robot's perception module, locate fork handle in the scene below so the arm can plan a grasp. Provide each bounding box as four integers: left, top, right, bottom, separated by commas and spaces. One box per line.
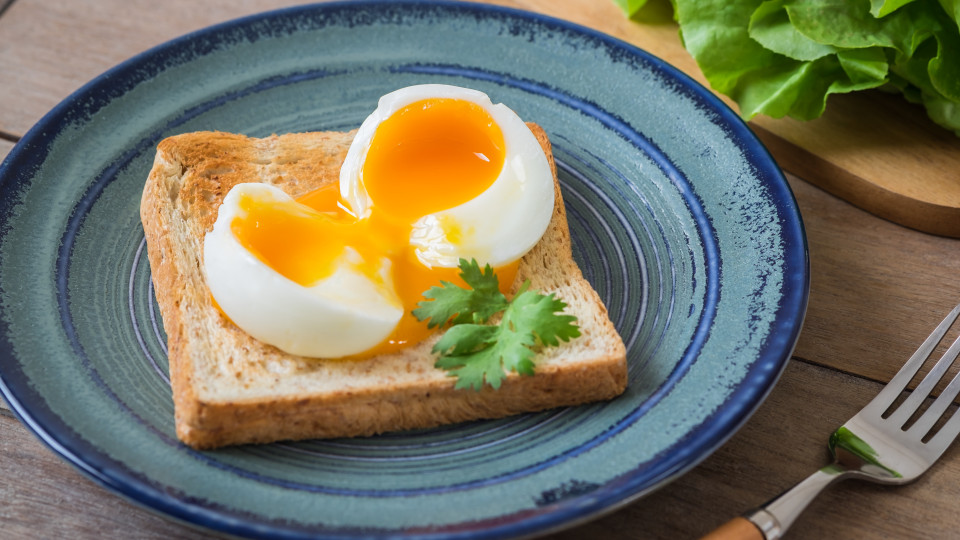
701, 467, 845, 539
700, 517, 764, 540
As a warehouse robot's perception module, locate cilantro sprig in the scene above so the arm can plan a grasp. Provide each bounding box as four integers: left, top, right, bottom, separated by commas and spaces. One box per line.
412, 259, 581, 390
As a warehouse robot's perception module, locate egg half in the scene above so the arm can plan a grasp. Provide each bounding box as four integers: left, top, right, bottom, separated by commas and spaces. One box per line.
203, 84, 555, 358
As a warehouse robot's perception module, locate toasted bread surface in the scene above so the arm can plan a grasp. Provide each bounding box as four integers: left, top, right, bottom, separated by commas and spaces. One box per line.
140, 124, 627, 449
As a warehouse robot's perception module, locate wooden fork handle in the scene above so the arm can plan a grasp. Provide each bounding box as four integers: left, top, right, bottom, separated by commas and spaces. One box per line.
700, 517, 765, 540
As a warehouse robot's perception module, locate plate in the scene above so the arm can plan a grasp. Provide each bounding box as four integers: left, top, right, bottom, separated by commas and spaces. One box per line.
0, 1, 808, 538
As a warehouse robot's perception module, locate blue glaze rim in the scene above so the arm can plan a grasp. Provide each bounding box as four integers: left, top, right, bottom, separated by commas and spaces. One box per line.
0, 1, 809, 539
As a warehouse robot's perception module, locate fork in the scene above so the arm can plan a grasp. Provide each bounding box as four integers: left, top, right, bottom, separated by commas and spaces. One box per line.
704, 302, 960, 540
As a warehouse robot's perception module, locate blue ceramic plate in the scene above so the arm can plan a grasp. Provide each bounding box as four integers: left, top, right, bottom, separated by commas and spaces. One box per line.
0, 2, 808, 538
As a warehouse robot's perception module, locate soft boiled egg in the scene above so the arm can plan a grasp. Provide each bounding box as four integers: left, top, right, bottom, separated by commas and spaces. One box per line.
203, 84, 555, 358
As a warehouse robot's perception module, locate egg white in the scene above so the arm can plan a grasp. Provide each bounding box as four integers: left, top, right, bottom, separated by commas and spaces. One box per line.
203, 183, 403, 358
339, 84, 555, 268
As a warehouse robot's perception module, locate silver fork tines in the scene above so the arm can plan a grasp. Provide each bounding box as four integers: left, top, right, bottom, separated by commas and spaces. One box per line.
872, 303, 960, 450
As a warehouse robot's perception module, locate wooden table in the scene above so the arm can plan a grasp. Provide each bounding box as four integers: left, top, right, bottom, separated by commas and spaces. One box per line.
2, 1, 959, 538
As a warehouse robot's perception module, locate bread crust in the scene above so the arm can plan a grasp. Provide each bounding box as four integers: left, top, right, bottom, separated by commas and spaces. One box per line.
141, 124, 627, 449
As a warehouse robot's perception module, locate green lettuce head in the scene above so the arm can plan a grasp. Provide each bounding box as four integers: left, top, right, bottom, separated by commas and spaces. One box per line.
615, 0, 960, 135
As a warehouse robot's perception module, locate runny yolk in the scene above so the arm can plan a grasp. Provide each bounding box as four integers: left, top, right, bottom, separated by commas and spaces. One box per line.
361, 97, 506, 223
230, 97, 518, 357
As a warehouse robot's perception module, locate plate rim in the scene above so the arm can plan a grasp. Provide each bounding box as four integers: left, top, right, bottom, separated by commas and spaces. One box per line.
0, 1, 810, 538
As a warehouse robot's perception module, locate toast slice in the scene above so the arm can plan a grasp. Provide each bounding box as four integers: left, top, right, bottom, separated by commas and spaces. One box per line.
140, 124, 628, 449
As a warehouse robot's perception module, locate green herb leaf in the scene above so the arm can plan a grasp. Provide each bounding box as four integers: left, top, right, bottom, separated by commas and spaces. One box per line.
414, 258, 580, 390
412, 258, 508, 328
433, 323, 537, 390
432, 324, 499, 356
506, 289, 582, 347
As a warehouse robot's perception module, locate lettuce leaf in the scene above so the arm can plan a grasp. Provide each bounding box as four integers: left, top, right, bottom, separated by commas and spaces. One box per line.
617, 0, 960, 135
613, 0, 653, 15
872, 0, 920, 18
749, 0, 838, 61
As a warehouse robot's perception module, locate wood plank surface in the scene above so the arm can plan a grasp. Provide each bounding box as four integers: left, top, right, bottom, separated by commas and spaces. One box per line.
0, 0, 306, 137
788, 173, 960, 383
2, 0, 958, 235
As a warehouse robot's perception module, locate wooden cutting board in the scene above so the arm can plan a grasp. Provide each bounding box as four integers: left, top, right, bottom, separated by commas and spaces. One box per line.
749, 90, 960, 239
496, 0, 960, 238
626, 8, 960, 238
